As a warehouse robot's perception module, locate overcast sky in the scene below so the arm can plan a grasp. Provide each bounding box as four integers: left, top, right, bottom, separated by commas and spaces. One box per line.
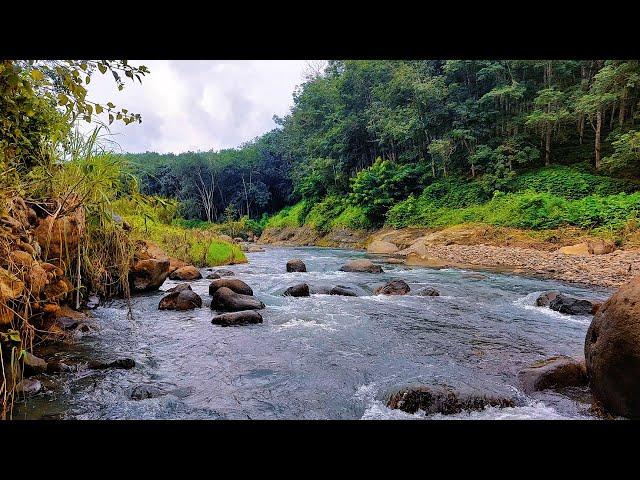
84, 60, 308, 154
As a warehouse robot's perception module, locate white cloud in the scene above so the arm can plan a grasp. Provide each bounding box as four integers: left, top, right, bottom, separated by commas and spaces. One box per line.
82, 60, 307, 153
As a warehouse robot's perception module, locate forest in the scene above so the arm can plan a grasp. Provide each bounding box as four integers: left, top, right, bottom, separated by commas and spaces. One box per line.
122, 60, 640, 241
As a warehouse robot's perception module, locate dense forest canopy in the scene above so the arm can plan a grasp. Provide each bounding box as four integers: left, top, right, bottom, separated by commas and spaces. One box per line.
121, 60, 640, 228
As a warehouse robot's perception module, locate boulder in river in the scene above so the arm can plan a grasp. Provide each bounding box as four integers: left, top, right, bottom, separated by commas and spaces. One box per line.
330, 285, 358, 297
211, 310, 263, 326
211, 268, 235, 277
169, 265, 202, 281
374, 279, 410, 295
387, 385, 516, 415
206, 273, 221, 279
286, 258, 307, 272
129, 258, 170, 292
284, 283, 310, 297
339, 259, 383, 274
416, 287, 440, 297
159, 286, 202, 311
210, 286, 265, 312
517, 356, 587, 394
22, 351, 47, 376
585, 275, 640, 418
208, 278, 253, 296
88, 358, 136, 370
549, 294, 599, 315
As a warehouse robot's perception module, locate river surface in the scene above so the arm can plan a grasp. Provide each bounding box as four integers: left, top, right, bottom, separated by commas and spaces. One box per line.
17, 246, 613, 420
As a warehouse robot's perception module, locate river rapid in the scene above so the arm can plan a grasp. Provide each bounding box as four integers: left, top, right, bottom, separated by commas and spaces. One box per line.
16, 246, 612, 420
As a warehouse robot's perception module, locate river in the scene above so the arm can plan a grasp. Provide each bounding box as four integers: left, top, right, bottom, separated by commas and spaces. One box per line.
16, 246, 612, 420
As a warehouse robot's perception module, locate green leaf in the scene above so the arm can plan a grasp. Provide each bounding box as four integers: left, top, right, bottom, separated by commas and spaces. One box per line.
30, 69, 44, 81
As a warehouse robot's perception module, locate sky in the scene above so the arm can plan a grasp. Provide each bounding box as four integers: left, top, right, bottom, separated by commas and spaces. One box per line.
83, 60, 308, 154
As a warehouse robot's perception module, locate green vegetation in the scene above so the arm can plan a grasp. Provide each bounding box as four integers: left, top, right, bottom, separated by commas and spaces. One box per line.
112, 197, 246, 267
127, 60, 640, 241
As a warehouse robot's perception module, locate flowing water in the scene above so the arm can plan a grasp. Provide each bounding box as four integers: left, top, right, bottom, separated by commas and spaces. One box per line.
16, 246, 613, 420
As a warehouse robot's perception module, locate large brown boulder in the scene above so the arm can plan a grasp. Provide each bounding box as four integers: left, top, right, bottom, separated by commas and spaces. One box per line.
374, 279, 410, 295
210, 287, 265, 312
169, 265, 202, 281
286, 259, 307, 272
585, 276, 640, 418
339, 259, 383, 274
517, 356, 587, 394
211, 310, 263, 326
387, 386, 515, 416
367, 240, 398, 254
129, 258, 170, 292
158, 285, 202, 310
208, 278, 253, 296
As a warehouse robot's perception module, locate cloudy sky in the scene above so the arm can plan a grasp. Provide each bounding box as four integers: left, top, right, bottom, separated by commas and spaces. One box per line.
84, 60, 308, 153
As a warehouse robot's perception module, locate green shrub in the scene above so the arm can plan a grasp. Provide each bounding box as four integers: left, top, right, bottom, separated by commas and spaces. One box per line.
264, 200, 309, 229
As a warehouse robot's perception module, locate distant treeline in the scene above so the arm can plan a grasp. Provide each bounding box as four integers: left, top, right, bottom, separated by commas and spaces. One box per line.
122, 60, 640, 226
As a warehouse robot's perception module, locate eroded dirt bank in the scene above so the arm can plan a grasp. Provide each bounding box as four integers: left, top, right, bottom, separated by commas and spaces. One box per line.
259, 224, 640, 288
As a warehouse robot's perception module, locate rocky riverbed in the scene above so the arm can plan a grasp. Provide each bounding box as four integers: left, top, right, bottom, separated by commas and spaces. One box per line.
14, 246, 615, 420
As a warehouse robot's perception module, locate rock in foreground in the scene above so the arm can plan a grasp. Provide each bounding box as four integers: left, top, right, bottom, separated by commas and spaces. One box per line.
286, 259, 307, 272
284, 283, 310, 297
208, 278, 253, 296
374, 279, 410, 295
585, 275, 640, 418
212, 310, 263, 326
517, 356, 587, 394
210, 286, 265, 312
387, 386, 515, 416
339, 259, 383, 274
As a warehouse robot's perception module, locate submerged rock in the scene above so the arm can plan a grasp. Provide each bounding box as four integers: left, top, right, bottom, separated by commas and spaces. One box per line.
169, 265, 202, 281
210, 286, 265, 312
211, 310, 263, 326
374, 279, 410, 295
131, 385, 165, 400
88, 358, 136, 370
339, 259, 383, 274
387, 386, 516, 416
416, 287, 440, 297
208, 278, 253, 296
549, 294, 598, 315
159, 286, 202, 311
585, 275, 640, 418
84, 295, 100, 310
206, 273, 221, 280
211, 269, 235, 277
46, 360, 74, 374
15, 378, 42, 396
284, 283, 310, 297
330, 285, 358, 297
517, 356, 587, 394
286, 258, 307, 272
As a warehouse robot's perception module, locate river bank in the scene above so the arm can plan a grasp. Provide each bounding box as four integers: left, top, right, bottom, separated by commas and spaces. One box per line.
259, 224, 640, 288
